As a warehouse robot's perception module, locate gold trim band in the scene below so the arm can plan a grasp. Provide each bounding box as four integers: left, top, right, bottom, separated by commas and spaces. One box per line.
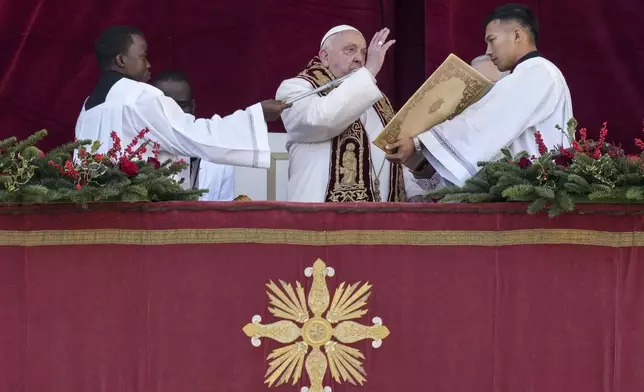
0, 228, 642, 247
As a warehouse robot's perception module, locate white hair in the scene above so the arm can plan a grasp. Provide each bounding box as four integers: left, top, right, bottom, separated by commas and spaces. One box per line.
471, 55, 492, 66
321, 35, 337, 51
471, 55, 510, 77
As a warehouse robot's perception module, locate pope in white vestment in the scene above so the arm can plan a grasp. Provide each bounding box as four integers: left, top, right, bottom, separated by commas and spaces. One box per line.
276, 25, 424, 202
386, 4, 573, 189
75, 26, 287, 175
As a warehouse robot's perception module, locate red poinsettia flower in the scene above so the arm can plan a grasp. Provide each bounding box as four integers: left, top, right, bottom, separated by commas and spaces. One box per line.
147, 157, 161, 169
517, 156, 532, 169
554, 156, 570, 167
554, 145, 575, 167
119, 158, 140, 176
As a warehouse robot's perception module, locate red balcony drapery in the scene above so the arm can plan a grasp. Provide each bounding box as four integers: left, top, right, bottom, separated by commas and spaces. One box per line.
1, 201, 644, 392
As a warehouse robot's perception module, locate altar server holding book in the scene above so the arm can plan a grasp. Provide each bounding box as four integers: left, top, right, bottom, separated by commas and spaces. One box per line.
385, 4, 573, 189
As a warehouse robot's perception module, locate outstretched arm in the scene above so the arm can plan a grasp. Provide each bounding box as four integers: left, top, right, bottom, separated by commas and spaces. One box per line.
136, 94, 272, 169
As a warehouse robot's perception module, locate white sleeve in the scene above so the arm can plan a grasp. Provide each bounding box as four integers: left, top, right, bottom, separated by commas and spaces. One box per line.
135, 94, 270, 169
403, 167, 425, 198
275, 68, 383, 143
219, 165, 235, 201
417, 64, 559, 186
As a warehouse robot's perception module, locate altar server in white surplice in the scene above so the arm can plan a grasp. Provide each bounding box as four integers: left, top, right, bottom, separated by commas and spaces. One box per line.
76, 25, 288, 177
151, 70, 235, 200
385, 4, 573, 188
276, 25, 425, 203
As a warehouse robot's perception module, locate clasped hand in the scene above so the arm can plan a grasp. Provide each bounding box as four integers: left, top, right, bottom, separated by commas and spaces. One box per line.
384, 137, 415, 164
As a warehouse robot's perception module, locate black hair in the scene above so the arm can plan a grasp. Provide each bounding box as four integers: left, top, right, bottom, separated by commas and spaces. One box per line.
484, 3, 539, 44
94, 25, 144, 70
150, 70, 193, 97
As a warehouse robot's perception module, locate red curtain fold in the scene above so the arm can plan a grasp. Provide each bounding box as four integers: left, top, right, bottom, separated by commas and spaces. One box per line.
1, 202, 644, 391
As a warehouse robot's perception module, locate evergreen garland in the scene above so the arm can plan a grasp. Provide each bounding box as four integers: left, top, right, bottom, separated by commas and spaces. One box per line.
427, 119, 644, 217
0, 129, 206, 204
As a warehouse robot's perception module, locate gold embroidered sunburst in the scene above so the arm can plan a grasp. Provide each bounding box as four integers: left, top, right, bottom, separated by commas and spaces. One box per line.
242, 258, 390, 392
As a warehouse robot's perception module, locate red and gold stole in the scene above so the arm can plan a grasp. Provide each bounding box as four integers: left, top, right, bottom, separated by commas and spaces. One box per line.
296, 57, 407, 202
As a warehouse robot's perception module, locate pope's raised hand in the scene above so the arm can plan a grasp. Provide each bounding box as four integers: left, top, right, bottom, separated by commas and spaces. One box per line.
261, 100, 291, 122
365, 28, 396, 78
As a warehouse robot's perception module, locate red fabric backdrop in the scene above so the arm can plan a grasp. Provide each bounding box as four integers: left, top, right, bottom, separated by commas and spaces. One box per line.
0, 1, 643, 150
2, 202, 644, 391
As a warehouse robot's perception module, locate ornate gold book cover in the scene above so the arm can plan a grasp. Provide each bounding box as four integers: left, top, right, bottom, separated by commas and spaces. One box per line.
373, 53, 493, 151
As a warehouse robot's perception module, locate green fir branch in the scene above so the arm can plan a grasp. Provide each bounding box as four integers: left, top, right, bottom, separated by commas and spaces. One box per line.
547, 203, 564, 218
617, 173, 643, 186
0, 137, 18, 150
464, 177, 492, 192
527, 198, 548, 215
625, 186, 644, 201
534, 186, 556, 200
440, 193, 475, 203
500, 148, 513, 161
463, 193, 494, 203
501, 184, 536, 201
555, 190, 574, 212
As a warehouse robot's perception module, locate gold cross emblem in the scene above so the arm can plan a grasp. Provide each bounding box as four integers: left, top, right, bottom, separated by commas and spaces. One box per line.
242, 259, 390, 391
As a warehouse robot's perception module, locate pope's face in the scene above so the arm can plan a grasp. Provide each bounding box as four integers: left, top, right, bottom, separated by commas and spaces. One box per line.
319, 30, 367, 78
472, 57, 505, 82
485, 20, 519, 72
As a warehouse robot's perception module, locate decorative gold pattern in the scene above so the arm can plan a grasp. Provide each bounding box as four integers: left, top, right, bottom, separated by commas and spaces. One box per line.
325, 341, 367, 385
327, 123, 371, 202
233, 194, 252, 201
242, 320, 301, 344
373, 53, 492, 151
243, 259, 390, 390
334, 321, 390, 344
340, 143, 358, 185
428, 98, 445, 114
264, 342, 308, 386
2, 228, 644, 247
373, 98, 396, 126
